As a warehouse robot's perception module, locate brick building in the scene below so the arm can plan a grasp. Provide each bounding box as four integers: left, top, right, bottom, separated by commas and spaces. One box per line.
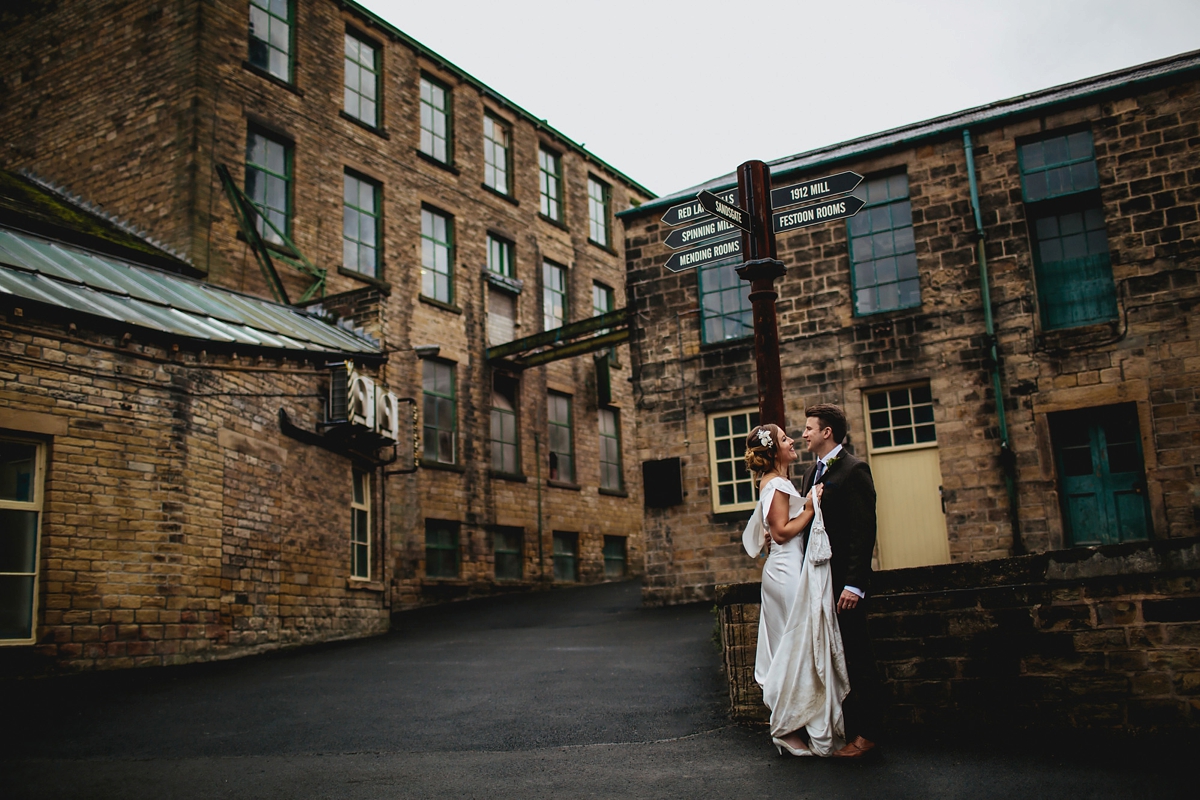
0, 0, 651, 669
620, 51, 1200, 606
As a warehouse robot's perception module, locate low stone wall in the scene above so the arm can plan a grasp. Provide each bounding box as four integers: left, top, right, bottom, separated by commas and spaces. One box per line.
717, 538, 1200, 732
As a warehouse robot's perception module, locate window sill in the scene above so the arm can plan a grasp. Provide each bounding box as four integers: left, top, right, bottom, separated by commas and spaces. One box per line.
416, 149, 459, 174
421, 459, 466, 473
538, 213, 569, 232
547, 479, 581, 491
711, 509, 754, 524
483, 270, 524, 294
588, 238, 618, 256
490, 470, 528, 482
599, 487, 628, 497
339, 110, 390, 139
1035, 319, 1121, 352
338, 266, 391, 295
419, 295, 463, 314
242, 61, 303, 96
346, 578, 385, 592
235, 229, 295, 254
698, 337, 753, 354
481, 183, 519, 206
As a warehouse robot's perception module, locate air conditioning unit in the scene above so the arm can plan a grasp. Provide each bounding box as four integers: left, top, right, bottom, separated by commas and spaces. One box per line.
328, 362, 350, 422
348, 371, 376, 430
376, 390, 400, 442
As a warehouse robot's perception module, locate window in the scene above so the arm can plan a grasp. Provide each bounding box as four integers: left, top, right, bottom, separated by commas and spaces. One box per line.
487, 234, 514, 278
542, 260, 567, 331
588, 177, 610, 246
698, 261, 752, 343
343, 171, 379, 277
419, 75, 451, 163
539, 148, 562, 221
592, 281, 616, 364
425, 519, 459, 578
420, 207, 453, 303
552, 532, 577, 582
490, 374, 519, 474
494, 527, 523, 580
848, 173, 918, 315
248, 0, 291, 82
0, 438, 43, 643
483, 114, 511, 195
548, 392, 573, 483
423, 359, 456, 464
343, 32, 379, 127
603, 536, 626, 579
599, 407, 622, 491
1018, 130, 1116, 330
245, 130, 290, 245
350, 468, 370, 580
707, 408, 759, 513
866, 384, 936, 451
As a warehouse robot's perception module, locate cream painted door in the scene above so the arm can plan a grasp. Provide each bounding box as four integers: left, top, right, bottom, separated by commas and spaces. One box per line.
864, 385, 950, 570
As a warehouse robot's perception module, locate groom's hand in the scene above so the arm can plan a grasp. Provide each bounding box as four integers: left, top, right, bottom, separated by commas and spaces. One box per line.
836, 589, 859, 612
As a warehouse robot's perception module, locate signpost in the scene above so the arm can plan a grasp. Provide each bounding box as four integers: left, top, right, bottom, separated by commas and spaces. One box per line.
655, 162, 867, 429
772, 195, 866, 234
770, 171, 862, 209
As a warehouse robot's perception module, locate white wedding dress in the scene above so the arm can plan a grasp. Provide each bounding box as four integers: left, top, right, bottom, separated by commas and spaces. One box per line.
743, 476, 849, 756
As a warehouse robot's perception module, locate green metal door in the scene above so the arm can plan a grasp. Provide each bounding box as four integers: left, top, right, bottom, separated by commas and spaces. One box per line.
1052, 405, 1151, 546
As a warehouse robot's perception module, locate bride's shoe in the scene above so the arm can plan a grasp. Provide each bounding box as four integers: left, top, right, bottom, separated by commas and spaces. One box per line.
772, 736, 814, 757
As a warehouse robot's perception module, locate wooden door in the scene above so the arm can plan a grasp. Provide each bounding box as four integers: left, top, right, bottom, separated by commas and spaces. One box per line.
864, 385, 950, 570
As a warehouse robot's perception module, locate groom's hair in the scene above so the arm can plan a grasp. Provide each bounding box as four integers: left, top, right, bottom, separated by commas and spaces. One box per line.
804, 403, 847, 445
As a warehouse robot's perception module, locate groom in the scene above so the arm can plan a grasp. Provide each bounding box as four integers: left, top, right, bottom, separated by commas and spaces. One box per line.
800, 403, 883, 758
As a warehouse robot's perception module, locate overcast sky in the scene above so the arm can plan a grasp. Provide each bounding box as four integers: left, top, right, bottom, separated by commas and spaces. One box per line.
357, 0, 1200, 197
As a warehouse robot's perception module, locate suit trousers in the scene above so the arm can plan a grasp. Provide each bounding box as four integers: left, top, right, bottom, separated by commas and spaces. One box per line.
838, 600, 883, 741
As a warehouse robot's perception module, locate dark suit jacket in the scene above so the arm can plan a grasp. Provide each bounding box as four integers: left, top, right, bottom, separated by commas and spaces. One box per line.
801, 451, 877, 596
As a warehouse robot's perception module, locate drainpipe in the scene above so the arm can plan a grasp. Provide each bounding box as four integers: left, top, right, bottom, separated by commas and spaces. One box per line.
534, 431, 545, 581
962, 128, 1024, 556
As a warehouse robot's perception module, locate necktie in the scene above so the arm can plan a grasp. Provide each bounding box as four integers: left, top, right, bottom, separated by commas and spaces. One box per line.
813, 459, 826, 486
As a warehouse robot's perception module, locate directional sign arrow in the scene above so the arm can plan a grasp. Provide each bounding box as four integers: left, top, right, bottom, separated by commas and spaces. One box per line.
663, 217, 741, 250
770, 171, 863, 210
660, 188, 739, 227
663, 236, 743, 273
698, 190, 752, 232
772, 195, 866, 235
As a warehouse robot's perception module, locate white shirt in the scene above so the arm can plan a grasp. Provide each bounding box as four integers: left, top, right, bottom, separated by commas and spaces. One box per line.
813, 444, 864, 600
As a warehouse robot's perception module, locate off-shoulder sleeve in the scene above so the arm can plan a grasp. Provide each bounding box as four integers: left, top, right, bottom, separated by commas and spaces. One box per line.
743, 477, 800, 557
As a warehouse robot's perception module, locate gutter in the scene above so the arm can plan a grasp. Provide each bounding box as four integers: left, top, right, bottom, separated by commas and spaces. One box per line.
963, 129, 1023, 557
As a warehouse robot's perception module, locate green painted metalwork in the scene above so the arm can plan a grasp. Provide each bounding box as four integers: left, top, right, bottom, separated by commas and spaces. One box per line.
698, 259, 752, 344
847, 173, 919, 316
485, 307, 627, 367
1017, 130, 1100, 203
215, 164, 326, 305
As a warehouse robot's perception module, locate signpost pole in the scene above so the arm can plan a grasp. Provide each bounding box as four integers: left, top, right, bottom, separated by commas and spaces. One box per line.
734, 160, 787, 430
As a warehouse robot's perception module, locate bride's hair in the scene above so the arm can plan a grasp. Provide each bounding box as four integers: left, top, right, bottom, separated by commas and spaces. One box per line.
744, 423, 784, 478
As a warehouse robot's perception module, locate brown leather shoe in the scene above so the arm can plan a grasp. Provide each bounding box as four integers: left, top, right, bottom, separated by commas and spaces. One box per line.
832, 736, 877, 758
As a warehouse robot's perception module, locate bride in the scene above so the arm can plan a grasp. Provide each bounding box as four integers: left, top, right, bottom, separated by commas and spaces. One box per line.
742, 423, 849, 757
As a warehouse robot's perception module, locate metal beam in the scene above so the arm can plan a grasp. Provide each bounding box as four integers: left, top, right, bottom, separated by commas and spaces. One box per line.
485, 308, 627, 361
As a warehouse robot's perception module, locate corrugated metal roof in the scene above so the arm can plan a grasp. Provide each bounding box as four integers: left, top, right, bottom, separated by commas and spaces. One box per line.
621, 49, 1200, 218
0, 227, 380, 355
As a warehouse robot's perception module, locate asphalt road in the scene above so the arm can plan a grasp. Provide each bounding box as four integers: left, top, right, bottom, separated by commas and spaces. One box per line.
3, 580, 1192, 799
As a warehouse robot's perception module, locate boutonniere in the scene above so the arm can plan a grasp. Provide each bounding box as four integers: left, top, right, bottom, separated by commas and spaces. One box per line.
825, 455, 842, 468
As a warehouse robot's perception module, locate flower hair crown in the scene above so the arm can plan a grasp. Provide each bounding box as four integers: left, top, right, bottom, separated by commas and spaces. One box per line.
756, 428, 773, 448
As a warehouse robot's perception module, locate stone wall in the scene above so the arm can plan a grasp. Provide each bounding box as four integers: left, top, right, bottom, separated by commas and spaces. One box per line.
0, 311, 389, 672
623, 66, 1200, 606
717, 538, 1200, 731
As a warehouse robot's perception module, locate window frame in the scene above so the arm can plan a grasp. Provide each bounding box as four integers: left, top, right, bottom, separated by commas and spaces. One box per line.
419, 74, 453, 164
0, 436, 45, 646
342, 170, 381, 278
862, 382, 938, 456
547, 391, 574, 484
350, 467, 371, 580
552, 531, 578, 582
422, 359, 457, 465
707, 407, 760, 514
487, 234, 514, 278
424, 519, 460, 579
343, 30, 380, 128
420, 206, 454, 304
493, 526, 523, 581
542, 260, 567, 331
245, 128, 292, 244
248, 0, 293, 83
490, 374, 520, 476
483, 113, 512, 195
846, 171, 920, 317
697, 260, 753, 344
587, 176, 611, 247
592, 281, 617, 364
603, 535, 626, 580
539, 147, 563, 222
598, 407, 623, 492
